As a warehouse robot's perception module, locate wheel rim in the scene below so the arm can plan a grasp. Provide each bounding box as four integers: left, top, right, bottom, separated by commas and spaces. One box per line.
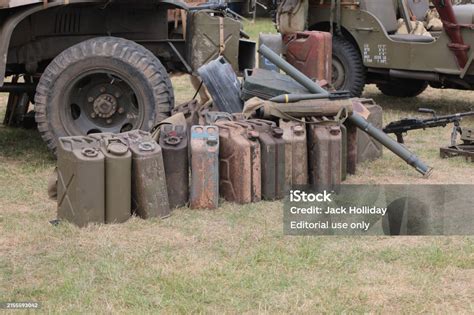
332, 56, 346, 90
61, 70, 144, 136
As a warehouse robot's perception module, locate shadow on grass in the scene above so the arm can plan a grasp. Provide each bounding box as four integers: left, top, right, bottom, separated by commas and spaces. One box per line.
0, 125, 54, 165
363, 87, 474, 115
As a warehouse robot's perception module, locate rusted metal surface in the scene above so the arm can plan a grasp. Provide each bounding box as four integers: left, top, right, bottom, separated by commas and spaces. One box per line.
345, 122, 358, 175
440, 145, 474, 162
356, 100, 383, 163
190, 126, 220, 209
216, 121, 261, 204
244, 119, 286, 200
159, 124, 189, 209
57, 136, 105, 227
307, 118, 343, 190
279, 119, 308, 189
118, 130, 170, 220
284, 31, 333, 83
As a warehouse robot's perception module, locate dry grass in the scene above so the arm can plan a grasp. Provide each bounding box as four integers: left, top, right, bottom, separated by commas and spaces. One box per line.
1, 19, 473, 313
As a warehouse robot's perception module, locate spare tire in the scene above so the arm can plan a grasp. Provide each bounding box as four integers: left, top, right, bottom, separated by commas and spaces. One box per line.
35, 37, 174, 154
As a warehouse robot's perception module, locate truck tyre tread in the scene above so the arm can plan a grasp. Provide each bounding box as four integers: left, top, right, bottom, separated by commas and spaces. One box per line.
376, 80, 428, 98
35, 36, 174, 154
332, 36, 366, 97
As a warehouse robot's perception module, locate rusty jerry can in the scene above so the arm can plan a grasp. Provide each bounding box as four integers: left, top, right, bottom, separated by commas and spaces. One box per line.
117, 130, 170, 219
190, 126, 220, 209
356, 100, 383, 163
244, 119, 286, 200
98, 137, 132, 224
284, 31, 333, 83
307, 118, 343, 190
279, 119, 308, 188
159, 124, 189, 209
216, 121, 262, 204
57, 136, 105, 227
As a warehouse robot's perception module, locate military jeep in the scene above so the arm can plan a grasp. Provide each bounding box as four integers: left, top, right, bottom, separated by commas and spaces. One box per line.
0, 0, 250, 153
297, 0, 474, 97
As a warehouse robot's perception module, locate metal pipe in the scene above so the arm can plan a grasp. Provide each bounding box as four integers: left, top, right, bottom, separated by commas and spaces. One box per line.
350, 114, 433, 176
389, 69, 440, 82
0, 82, 36, 93
258, 45, 330, 96
258, 44, 433, 177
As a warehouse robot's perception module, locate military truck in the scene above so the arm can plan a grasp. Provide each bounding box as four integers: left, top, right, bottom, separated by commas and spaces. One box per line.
0, 0, 251, 153
280, 0, 474, 97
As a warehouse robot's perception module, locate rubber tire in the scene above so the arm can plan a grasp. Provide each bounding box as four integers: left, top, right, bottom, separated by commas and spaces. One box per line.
376, 79, 428, 98
332, 36, 366, 97
35, 37, 174, 154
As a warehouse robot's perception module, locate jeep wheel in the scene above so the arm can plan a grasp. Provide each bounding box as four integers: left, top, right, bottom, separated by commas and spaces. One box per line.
376, 79, 428, 97
332, 36, 365, 97
35, 37, 174, 154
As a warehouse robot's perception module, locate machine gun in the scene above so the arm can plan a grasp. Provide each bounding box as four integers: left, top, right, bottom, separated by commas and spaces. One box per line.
383, 108, 474, 145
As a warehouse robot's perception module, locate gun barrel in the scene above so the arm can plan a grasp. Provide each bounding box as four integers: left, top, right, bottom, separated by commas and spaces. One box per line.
258, 44, 433, 177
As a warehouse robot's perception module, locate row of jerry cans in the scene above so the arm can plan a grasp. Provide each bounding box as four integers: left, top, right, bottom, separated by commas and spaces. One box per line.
57, 130, 169, 227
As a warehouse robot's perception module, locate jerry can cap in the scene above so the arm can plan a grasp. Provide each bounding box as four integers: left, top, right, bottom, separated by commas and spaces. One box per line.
272, 127, 284, 138
138, 141, 156, 152
207, 135, 218, 146
82, 148, 99, 158
107, 142, 129, 156
165, 136, 181, 146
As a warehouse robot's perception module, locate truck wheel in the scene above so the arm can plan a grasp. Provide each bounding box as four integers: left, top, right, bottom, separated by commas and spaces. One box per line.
35, 37, 174, 154
332, 36, 365, 97
376, 80, 428, 97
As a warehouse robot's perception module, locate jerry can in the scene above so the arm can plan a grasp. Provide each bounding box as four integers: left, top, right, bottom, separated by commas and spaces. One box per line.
307, 119, 342, 190
344, 122, 358, 175
245, 119, 286, 200
258, 33, 283, 72
279, 119, 308, 188
57, 136, 105, 227
159, 124, 189, 209
340, 124, 348, 181
99, 137, 132, 224
118, 130, 170, 219
356, 100, 383, 163
284, 31, 333, 83
190, 126, 220, 209
216, 121, 261, 204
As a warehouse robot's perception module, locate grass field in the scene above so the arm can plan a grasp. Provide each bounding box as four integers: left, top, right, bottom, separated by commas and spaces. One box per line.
1, 19, 473, 313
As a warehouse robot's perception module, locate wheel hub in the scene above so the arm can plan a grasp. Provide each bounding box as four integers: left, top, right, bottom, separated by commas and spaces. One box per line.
93, 93, 118, 118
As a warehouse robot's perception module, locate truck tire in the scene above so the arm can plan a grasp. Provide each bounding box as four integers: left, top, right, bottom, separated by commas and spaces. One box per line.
332, 36, 365, 97
376, 79, 428, 98
35, 37, 174, 154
